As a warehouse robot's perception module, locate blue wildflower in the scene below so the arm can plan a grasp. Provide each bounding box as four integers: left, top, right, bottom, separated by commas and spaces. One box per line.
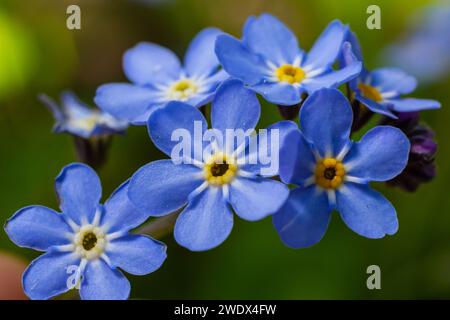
341, 31, 441, 118
384, 4, 450, 83
215, 13, 362, 106
274, 88, 410, 248
95, 28, 228, 125
4, 163, 166, 300
128, 80, 290, 251
39, 91, 128, 139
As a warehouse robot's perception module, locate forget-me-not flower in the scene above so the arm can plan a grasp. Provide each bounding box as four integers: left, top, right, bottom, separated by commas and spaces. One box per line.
384, 4, 450, 83
341, 31, 441, 118
95, 28, 228, 125
273, 88, 410, 248
128, 80, 290, 251
215, 13, 362, 106
5, 163, 166, 300
39, 91, 128, 139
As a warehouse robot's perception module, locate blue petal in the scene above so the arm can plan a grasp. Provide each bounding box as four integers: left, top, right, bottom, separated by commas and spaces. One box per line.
339, 40, 367, 89
369, 67, 417, 95
185, 92, 215, 108
304, 20, 348, 70
182, 69, 230, 109
147, 101, 207, 159
344, 126, 410, 182
229, 177, 289, 221
128, 160, 204, 217
300, 88, 353, 157
355, 94, 397, 118
303, 61, 362, 93
23, 251, 80, 300
95, 83, 159, 122
341, 31, 363, 64
183, 70, 231, 109
202, 68, 230, 87
174, 187, 233, 251
211, 79, 260, 136
60, 91, 93, 119
279, 129, 316, 185
184, 27, 224, 77
387, 98, 441, 112
251, 82, 302, 106
80, 259, 130, 300
129, 103, 164, 125
242, 13, 302, 65
273, 186, 331, 248
55, 163, 102, 225
123, 42, 181, 85
38, 93, 64, 122
106, 234, 167, 275
5, 206, 71, 251
337, 183, 398, 238
215, 34, 268, 85
241, 120, 299, 177
102, 181, 152, 233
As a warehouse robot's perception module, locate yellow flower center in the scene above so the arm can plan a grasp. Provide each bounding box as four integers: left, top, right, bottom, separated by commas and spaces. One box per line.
358, 83, 383, 102
73, 225, 106, 260
315, 158, 346, 189
69, 113, 101, 132
275, 64, 305, 84
203, 153, 237, 186
168, 79, 198, 100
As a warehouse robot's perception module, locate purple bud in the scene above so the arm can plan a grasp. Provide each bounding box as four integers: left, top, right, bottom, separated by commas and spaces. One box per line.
381, 112, 437, 192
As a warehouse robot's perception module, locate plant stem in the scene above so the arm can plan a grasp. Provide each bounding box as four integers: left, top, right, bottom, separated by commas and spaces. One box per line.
277, 104, 301, 120
73, 136, 112, 170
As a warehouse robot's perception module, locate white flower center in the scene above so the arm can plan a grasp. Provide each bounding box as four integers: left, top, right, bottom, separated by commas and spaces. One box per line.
69, 113, 101, 132
73, 225, 107, 260
166, 79, 199, 101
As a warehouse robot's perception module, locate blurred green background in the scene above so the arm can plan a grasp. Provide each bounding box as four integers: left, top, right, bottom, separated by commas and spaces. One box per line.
0, 0, 449, 299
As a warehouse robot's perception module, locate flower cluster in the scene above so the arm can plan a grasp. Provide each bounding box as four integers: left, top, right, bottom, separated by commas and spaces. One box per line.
5, 13, 440, 300
39, 91, 128, 139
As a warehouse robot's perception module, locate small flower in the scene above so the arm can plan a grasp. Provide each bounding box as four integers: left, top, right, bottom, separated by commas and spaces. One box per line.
381, 112, 437, 192
39, 91, 128, 139
341, 31, 441, 118
127, 80, 290, 251
274, 88, 410, 248
4, 163, 166, 300
95, 28, 228, 125
384, 4, 450, 83
215, 13, 362, 106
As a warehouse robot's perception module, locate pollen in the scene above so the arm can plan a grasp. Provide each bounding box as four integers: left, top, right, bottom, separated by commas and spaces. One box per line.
73, 225, 106, 260
203, 153, 237, 186
82, 232, 97, 251
275, 64, 305, 84
358, 83, 383, 102
168, 79, 199, 100
315, 157, 346, 189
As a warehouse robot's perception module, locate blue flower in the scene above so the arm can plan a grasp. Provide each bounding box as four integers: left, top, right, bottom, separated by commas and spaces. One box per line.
274, 88, 410, 248
127, 80, 290, 251
95, 28, 228, 125
39, 91, 128, 139
341, 31, 441, 118
383, 4, 450, 83
215, 13, 362, 106
4, 163, 166, 300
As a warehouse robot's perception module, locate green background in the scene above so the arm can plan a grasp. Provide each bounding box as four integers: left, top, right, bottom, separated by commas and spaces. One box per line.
0, 0, 448, 299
